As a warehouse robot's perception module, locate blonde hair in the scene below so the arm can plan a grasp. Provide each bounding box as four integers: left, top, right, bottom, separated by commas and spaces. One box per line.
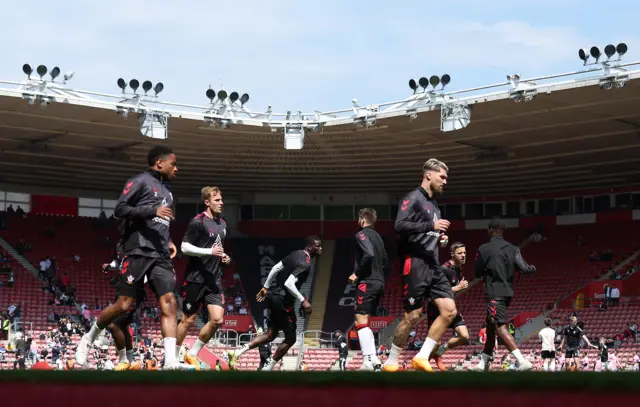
201, 186, 221, 202
422, 158, 448, 174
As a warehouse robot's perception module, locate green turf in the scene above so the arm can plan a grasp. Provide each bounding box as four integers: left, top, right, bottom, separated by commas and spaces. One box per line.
0, 371, 638, 390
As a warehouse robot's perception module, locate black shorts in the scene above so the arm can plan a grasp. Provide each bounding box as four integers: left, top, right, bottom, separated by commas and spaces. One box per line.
181, 281, 224, 315
426, 301, 466, 330
119, 255, 175, 298
354, 280, 385, 315
541, 350, 556, 360
266, 294, 297, 343
486, 297, 511, 326
565, 348, 580, 358
402, 256, 454, 311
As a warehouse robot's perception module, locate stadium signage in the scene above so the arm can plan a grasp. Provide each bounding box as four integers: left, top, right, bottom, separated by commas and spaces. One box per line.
258, 244, 276, 287
223, 316, 252, 332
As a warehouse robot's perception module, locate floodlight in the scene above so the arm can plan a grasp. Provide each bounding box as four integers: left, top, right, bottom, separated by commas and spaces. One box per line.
36, 65, 47, 78
604, 44, 616, 59
206, 88, 215, 102
153, 82, 164, 95
284, 127, 304, 150
590, 46, 601, 61
229, 91, 239, 103
617, 43, 627, 57
418, 77, 428, 90
408, 79, 418, 93
578, 49, 588, 63
218, 90, 228, 101
129, 79, 140, 93
441, 74, 451, 87
117, 78, 127, 92
50, 67, 60, 81
22, 64, 32, 77
142, 80, 152, 94
429, 75, 440, 88
240, 93, 250, 106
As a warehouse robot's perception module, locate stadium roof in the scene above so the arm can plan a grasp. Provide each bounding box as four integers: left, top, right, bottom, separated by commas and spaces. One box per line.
1, 63, 640, 198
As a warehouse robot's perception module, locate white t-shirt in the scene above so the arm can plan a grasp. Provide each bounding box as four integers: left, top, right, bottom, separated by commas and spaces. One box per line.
539, 327, 556, 351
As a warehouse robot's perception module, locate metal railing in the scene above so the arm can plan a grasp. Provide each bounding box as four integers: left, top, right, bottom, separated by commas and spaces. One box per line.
302, 330, 340, 348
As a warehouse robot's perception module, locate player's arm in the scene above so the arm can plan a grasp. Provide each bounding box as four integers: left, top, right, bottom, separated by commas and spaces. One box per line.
284, 273, 306, 303
514, 249, 536, 273
101, 258, 119, 273
394, 197, 433, 234
262, 261, 284, 289
582, 333, 597, 348
180, 220, 211, 257
114, 178, 156, 220
353, 233, 375, 278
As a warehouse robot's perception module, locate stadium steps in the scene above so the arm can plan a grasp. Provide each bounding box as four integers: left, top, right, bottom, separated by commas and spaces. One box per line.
596, 249, 639, 281
280, 354, 299, 371
0, 237, 40, 279
304, 240, 335, 345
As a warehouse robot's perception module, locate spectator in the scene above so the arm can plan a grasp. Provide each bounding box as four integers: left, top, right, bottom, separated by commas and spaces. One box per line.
7, 271, 14, 288
233, 271, 241, 284
610, 285, 620, 306
15, 206, 25, 216
13, 351, 26, 370
604, 284, 612, 306
0, 313, 8, 340
39, 258, 48, 279
6, 204, 14, 214
60, 272, 70, 291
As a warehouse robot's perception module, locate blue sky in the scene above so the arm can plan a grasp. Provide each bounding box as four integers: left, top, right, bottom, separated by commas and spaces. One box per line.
2, 0, 638, 114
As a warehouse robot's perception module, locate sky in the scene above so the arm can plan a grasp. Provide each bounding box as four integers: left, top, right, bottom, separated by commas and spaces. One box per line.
1, 0, 638, 115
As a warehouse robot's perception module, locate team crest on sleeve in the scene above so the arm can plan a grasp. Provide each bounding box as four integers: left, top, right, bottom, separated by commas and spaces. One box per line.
359, 233, 365, 240
401, 200, 410, 211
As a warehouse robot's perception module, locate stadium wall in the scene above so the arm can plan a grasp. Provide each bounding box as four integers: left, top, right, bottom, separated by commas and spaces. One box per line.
238, 211, 639, 239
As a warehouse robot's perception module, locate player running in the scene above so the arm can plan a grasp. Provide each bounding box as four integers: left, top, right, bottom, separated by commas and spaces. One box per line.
75, 145, 191, 370
176, 186, 231, 370
101, 239, 145, 371
559, 316, 597, 371
427, 242, 470, 371
383, 159, 457, 373
228, 236, 322, 371
538, 318, 557, 372
348, 208, 387, 371
473, 218, 535, 372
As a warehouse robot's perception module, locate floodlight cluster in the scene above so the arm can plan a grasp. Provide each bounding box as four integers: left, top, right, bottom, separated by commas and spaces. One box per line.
22, 64, 74, 83
408, 74, 451, 94
206, 87, 250, 106
117, 78, 164, 96
579, 43, 627, 65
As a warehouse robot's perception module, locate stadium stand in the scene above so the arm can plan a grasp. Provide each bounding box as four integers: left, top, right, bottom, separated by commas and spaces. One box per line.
2, 207, 640, 371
